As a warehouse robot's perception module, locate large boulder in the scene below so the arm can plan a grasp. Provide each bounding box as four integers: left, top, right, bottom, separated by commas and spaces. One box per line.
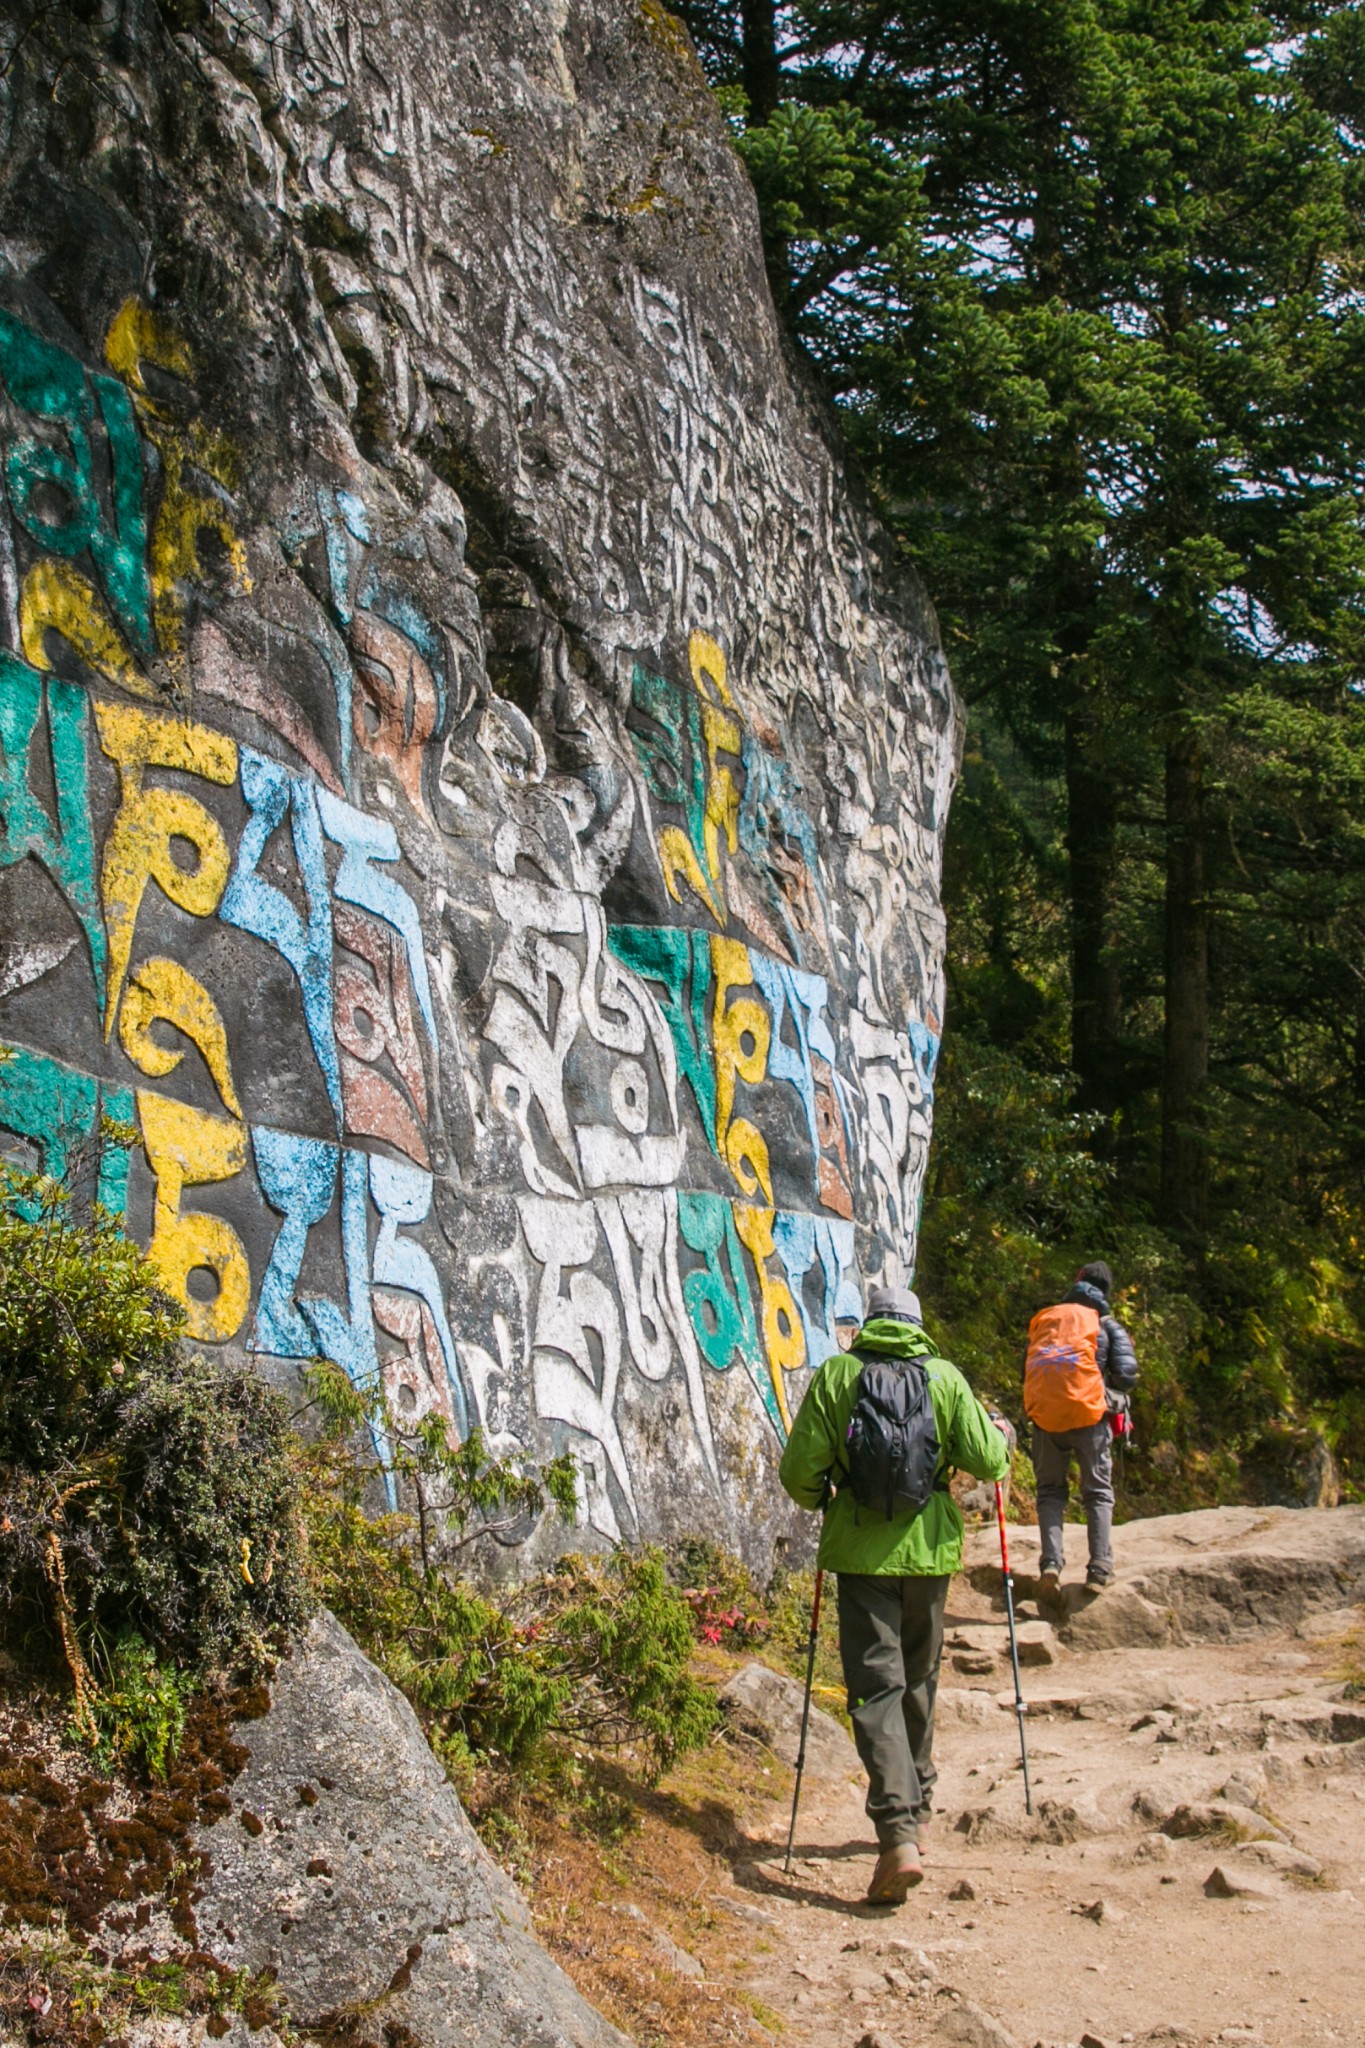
196, 1612, 629, 2046
717, 1660, 860, 1781
1062, 1585, 1175, 1652
967, 1504, 1365, 1641
0, 0, 957, 1579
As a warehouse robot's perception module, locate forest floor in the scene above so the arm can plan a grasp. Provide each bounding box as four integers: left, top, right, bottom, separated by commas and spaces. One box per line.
512, 1506, 1365, 2048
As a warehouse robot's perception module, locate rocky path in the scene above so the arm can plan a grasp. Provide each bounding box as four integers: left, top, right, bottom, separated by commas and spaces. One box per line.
704, 1506, 1365, 2048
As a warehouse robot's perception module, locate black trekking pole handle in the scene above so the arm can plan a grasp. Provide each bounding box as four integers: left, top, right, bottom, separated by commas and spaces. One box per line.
995, 1481, 1033, 1815
783, 1567, 824, 1873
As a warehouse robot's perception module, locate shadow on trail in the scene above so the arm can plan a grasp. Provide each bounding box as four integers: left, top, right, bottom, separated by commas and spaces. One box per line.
732, 1862, 908, 1919
728, 1838, 911, 1920
766, 1837, 873, 1862
588, 1749, 897, 1919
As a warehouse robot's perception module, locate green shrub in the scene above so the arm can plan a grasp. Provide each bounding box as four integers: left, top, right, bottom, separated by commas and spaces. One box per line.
299, 1366, 716, 1778
88, 1632, 193, 1780
0, 1166, 311, 1743
0, 1162, 183, 1470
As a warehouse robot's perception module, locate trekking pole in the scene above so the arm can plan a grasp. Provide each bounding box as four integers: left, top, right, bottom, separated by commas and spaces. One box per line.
783, 1567, 825, 1873
994, 1481, 1033, 1815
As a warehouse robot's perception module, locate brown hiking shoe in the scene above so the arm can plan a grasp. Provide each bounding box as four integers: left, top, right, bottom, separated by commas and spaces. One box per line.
865, 1842, 924, 1904
1037, 1567, 1061, 1597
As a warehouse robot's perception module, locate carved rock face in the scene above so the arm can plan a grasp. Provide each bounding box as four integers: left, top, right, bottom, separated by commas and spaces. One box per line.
0, 0, 957, 1572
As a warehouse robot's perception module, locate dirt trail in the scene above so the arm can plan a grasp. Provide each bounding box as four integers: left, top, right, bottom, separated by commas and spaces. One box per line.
700, 1508, 1365, 2048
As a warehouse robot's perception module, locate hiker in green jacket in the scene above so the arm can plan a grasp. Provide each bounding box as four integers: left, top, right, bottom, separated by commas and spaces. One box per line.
778, 1285, 1010, 1904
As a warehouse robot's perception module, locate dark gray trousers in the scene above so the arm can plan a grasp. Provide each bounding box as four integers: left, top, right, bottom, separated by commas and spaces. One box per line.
1032, 1417, 1114, 1575
836, 1572, 950, 1851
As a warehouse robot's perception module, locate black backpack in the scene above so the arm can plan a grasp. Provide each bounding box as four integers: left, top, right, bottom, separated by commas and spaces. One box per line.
842, 1351, 942, 1521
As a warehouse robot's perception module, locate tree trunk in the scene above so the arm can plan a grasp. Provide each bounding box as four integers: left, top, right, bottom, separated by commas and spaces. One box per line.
1065, 706, 1123, 1122
741, 0, 780, 123
1161, 728, 1209, 1240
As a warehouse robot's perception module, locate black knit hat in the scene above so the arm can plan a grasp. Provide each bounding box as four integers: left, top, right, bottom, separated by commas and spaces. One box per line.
1078, 1261, 1114, 1298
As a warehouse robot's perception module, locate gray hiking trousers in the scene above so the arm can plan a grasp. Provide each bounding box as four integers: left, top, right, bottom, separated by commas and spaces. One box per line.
836, 1572, 950, 1851
1032, 1417, 1113, 1576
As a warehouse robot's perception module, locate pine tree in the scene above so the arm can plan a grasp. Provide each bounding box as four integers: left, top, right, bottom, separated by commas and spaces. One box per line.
684, 0, 1365, 1250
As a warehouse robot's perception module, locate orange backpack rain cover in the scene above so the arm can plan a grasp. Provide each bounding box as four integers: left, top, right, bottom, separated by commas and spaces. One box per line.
1023, 1303, 1107, 1432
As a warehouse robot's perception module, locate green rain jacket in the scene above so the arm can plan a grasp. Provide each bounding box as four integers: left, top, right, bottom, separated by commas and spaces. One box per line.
778, 1317, 1009, 1576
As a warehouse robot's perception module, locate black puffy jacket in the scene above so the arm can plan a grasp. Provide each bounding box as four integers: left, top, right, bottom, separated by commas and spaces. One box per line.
1065, 1280, 1139, 1394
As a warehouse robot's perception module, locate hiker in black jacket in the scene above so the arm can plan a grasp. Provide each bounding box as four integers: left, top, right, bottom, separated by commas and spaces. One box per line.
1023, 1260, 1138, 1594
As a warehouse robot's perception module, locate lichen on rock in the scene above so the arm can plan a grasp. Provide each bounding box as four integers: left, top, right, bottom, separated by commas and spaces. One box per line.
195, 1612, 631, 2045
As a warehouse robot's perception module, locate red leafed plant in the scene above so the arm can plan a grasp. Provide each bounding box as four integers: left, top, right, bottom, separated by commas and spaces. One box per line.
681, 1585, 769, 1648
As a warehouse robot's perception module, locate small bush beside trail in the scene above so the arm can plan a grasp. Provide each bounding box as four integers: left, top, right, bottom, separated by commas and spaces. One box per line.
298, 1363, 718, 1780
0, 1168, 310, 1767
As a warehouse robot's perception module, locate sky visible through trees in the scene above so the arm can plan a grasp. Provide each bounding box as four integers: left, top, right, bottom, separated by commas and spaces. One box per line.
679, 0, 1365, 1501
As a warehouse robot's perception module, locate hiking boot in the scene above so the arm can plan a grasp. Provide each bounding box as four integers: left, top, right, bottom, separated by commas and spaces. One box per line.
865, 1842, 924, 1905
1085, 1566, 1114, 1591
1037, 1567, 1061, 1598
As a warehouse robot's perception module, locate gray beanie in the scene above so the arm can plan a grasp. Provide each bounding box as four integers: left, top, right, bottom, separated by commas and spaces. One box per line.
865, 1285, 923, 1325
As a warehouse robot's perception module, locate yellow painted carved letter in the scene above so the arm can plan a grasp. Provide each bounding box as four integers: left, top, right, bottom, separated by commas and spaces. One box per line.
94, 701, 237, 1036
136, 1089, 250, 1342
711, 936, 768, 1138
734, 1203, 804, 1434
119, 956, 242, 1119
690, 632, 741, 891
20, 560, 154, 699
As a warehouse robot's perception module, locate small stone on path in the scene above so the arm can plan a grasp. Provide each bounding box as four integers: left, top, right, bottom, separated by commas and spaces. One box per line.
1161, 1800, 1289, 1844
948, 1878, 976, 1900
938, 1690, 998, 1727
1203, 1865, 1278, 1900
846, 1967, 887, 1994
1235, 1839, 1322, 1877
1220, 1765, 1267, 1806
954, 1804, 1029, 1845
1063, 1586, 1173, 1651
1037, 1790, 1115, 1840
652, 1928, 704, 1977
949, 1628, 997, 1652
1131, 1831, 1173, 1861
712, 1894, 778, 1929
935, 1991, 1023, 2048
1015, 1621, 1060, 1667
